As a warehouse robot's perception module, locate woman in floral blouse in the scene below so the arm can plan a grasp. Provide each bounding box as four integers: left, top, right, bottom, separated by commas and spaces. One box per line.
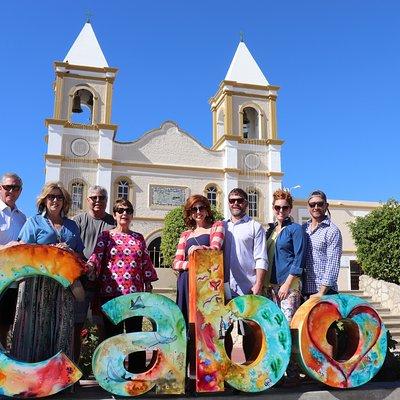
87, 198, 158, 373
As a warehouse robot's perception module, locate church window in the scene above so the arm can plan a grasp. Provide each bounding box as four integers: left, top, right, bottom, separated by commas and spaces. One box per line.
242, 107, 259, 139
117, 180, 130, 199
206, 185, 218, 207
247, 189, 259, 218
71, 181, 85, 212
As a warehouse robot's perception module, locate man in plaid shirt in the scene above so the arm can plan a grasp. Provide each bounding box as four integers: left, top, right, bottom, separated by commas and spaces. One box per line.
302, 190, 342, 297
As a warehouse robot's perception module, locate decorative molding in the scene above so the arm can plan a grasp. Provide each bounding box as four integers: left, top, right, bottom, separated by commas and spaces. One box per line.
211, 134, 240, 149
222, 80, 280, 91
54, 61, 118, 74
223, 90, 270, 100
223, 168, 241, 174
238, 138, 284, 146
44, 119, 118, 131
56, 72, 115, 83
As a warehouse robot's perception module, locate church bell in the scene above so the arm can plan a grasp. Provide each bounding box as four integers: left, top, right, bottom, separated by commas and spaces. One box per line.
72, 93, 83, 113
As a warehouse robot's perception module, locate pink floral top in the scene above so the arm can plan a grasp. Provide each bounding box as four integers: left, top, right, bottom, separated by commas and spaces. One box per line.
88, 230, 158, 297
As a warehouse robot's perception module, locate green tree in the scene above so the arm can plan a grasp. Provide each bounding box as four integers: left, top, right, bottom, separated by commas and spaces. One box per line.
348, 199, 400, 284
160, 206, 224, 267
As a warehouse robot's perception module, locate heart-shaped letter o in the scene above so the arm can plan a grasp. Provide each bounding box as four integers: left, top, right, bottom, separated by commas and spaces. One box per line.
291, 294, 387, 388
0, 245, 83, 398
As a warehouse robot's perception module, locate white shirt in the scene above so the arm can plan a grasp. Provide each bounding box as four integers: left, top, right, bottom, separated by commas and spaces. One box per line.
224, 215, 268, 296
0, 199, 26, 245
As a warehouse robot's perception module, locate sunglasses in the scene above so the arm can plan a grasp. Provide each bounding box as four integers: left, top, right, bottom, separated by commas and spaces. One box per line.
115, 207, 133, 215
1, 185, 21, 192
47, 194, 64, 201
89, 195, 106, 202
190, 205, 206, 213
229, 198, 245, 205
274, 205, 290, 212
308, 201, 325, 208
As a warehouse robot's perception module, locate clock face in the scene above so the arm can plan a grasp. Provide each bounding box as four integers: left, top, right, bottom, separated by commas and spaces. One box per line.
71, 138, 90, 157
244, 153, 261, 170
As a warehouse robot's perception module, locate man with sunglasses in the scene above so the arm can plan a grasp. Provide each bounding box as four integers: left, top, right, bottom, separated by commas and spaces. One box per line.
302, 190, 342, 298
72, 185, 116, 362
0, 172, 26, 348
223, 188, 268, 361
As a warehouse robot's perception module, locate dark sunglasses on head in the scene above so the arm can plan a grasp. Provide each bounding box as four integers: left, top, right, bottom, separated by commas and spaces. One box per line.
89, 195, 106, 202
115, 207, 133, 215
1, 185, 21, 192
274, 205, 290, 212
229, 198, 245, 205
308, 201, 325, 208
190, 205, 206, 213
47, 194, 64, 201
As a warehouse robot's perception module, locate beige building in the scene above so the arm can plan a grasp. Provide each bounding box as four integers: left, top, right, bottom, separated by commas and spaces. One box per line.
44, 22, 379, 293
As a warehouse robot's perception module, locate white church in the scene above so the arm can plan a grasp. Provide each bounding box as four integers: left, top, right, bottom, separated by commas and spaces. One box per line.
44, 22, 378, 293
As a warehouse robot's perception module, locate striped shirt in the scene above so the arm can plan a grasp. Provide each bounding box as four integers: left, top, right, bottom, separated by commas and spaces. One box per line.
302, 217, 342, 294
172, 220, 225, 271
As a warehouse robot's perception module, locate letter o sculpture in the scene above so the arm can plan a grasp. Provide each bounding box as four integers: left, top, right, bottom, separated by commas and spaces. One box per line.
291, 294, 387, 388
0, 245, 83, 398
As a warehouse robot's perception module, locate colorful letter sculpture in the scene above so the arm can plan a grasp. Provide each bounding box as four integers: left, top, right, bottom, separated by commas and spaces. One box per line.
189, 249, 291, 393
92, 292, 186, 396
0, 244, 83, 398
291, 294, 387, 388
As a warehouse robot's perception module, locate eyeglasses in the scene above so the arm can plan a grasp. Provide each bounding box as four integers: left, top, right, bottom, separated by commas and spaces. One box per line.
89, 195, 106, 202
308, 201, 325, 208
229, 198, 245, 205
190, 205, 206, 213
1, 185, 21, 192
115, 207, 133, 215
47, 194, 64, 201
274, 205, 290, 212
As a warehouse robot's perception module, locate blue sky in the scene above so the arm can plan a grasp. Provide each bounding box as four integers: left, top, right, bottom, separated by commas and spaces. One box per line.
1, 1, 399, 216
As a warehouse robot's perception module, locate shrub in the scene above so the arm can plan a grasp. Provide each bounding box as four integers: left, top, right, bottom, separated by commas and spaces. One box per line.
160, 206, 224, 267
348, 199, 400, 284
79, 323, 100, 379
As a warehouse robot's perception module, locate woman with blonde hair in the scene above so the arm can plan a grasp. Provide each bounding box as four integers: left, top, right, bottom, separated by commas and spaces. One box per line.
11, 182, 84, 362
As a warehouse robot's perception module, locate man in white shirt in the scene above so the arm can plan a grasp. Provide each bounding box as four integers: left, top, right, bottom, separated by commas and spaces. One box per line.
0, 172, 26, 347
223, 188, 268, 361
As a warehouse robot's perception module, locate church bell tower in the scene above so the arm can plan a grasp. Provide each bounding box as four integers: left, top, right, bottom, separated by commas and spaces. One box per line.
209, 40, 284, 222
45, 22, 118, 214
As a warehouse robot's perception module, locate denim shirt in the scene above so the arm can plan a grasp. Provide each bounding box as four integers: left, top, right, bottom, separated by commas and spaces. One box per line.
271, 218, 306, 285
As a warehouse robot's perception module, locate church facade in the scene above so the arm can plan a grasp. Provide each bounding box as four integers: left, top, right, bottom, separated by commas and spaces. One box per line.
44, 22, 378, 292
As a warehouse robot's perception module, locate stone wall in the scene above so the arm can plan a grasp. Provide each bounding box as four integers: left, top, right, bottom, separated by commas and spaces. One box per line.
359, 275, 400, 314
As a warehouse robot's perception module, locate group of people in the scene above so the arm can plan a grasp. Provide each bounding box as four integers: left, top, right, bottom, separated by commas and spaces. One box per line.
172, 187, 342, 385
0, 173, 158, 376
0, 171, 342, 388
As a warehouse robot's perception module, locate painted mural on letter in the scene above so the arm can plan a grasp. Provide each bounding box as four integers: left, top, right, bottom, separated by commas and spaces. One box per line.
0, 245, 83, 398
291, 294, 387, 388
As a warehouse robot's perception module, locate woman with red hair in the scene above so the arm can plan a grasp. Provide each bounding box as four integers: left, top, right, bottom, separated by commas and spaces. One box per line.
173, 195, 224, 325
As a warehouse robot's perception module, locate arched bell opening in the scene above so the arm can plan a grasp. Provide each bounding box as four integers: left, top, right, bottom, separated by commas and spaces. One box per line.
70, 88, 94, 125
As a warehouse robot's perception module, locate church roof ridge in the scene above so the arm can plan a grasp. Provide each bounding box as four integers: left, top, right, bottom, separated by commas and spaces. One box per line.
224, 41, 269, 86
64, 22, 108, 68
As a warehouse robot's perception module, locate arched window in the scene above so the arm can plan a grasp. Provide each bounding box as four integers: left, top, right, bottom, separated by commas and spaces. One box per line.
217, 109, 225, 138
147, 237, 166, 268
70, 88, 94, 125
205, 185, 218, 208
247, 189, 259, 218
117, 180, 130, 199
242, 107, 259, 139
71, 181, 85, 212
